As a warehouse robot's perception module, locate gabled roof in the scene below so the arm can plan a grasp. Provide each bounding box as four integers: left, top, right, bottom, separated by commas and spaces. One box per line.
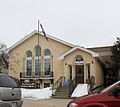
8, 30, 75, 51
59, 45, 100, 60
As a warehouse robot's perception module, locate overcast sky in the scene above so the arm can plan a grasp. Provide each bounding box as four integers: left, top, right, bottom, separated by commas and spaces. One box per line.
0, 0, 120, 48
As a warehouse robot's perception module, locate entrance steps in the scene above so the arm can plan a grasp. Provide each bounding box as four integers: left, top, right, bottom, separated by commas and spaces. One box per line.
52, 86, 72, 99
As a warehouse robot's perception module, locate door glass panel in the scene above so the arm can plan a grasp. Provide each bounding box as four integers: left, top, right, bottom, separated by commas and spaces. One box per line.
76, 65, 84, 84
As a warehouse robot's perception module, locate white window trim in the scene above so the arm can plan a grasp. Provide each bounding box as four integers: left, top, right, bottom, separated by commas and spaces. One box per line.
44, 56, 51, 59
35, 56, 41, 59
75, 61, 84, 64
27, 57, 32, 60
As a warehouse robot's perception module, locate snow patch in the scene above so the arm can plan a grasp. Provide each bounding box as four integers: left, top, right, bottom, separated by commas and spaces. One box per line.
21, 87, 52, 100
71, 84, 88, 97
21, 84, 88, 100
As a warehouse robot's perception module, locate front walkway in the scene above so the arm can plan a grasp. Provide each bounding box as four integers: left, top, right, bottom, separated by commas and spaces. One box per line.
22, 99, 72, 107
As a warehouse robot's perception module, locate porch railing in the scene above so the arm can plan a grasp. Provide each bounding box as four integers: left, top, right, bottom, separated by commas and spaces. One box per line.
68, 77, 77, 96
20, 71, 53, 78
52, 76, 65, 95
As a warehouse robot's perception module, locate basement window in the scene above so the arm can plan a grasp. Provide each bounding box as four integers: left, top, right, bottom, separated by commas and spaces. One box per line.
44, 83, 50, 88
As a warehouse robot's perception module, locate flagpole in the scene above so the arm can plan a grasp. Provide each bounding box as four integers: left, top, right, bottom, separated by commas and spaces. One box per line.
38, 20, 40, 46
37, 20, 40, 80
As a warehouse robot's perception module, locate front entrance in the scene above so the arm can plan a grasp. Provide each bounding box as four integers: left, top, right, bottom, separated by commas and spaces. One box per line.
76, 65, 84, 84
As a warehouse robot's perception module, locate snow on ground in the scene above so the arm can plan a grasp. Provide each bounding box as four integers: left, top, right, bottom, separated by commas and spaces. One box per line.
21, 84, 88, 100
71, 84, 88, 97
21, 87, 52, 100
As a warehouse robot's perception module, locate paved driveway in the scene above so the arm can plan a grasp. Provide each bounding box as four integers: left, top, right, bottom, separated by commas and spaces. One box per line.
22, 99, 72, 107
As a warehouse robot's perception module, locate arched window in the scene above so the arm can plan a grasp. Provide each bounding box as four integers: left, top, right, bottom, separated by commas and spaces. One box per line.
35, 46, 41, 76
26, 51, 32, 76
44, 49, 51, 75
75, 55, 83, 62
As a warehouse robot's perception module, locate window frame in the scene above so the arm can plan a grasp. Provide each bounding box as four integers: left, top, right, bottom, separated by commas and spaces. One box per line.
26, 51, 32, 76
44, 49, 51, 76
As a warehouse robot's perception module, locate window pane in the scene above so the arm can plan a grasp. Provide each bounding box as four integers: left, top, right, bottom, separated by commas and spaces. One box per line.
44, 83, 50, 88
44, 49, 51, 56
26, 60, 32, 76
44, 59, 51, 75
76, 55, 83, 61
36, 46, 41, 56
35, 59, 41, 75
27, 51, 32, 57
35, 83, 40, 89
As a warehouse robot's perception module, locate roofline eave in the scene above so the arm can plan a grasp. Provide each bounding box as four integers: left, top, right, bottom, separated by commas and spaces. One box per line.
8, 30, 75, 52
59, 46, 100, 60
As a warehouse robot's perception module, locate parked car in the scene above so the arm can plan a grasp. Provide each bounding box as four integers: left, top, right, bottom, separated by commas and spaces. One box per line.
0, 73, 23, 107
88, 84, 105, 94
67, 80, 120, 107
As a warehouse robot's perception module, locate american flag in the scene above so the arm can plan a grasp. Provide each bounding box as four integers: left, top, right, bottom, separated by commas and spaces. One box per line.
39, 23, 49, 41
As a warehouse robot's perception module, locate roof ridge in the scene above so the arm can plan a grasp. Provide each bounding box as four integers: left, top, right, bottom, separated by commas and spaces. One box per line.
8, 30, 75, 51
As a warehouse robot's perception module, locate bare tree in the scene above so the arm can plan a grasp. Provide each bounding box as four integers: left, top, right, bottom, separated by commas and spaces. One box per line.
0, 43, 7, 54
0, 42, 21, 73
111, 37, 120, 64
110, 37, 120, 81
9, 52, 21, 73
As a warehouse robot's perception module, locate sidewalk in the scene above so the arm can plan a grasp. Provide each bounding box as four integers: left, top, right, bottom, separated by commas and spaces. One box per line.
22, 99, 72, 107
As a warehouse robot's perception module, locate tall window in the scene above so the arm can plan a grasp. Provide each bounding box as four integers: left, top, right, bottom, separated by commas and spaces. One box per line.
26, 51, 32, 76
35, 46, 41, 76
44, 49, 51, 75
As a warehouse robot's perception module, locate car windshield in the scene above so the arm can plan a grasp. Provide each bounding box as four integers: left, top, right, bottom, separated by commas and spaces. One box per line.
0, 75, 18, 88
99, 81, 120, 93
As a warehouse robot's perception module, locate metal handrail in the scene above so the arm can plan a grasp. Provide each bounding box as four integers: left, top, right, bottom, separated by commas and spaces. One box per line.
68, 77, 77, 96
52, 76, 65, 95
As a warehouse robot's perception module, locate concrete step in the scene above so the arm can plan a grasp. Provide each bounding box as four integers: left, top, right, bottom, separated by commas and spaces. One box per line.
55, 91, 70, 94
58, 86, 70, 89
52, 95, 70, 99
55, 93, 70, 97
56, 89, 70, 92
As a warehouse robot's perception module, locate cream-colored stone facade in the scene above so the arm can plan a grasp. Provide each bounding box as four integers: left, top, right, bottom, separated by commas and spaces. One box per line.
8, 30, 103, 88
